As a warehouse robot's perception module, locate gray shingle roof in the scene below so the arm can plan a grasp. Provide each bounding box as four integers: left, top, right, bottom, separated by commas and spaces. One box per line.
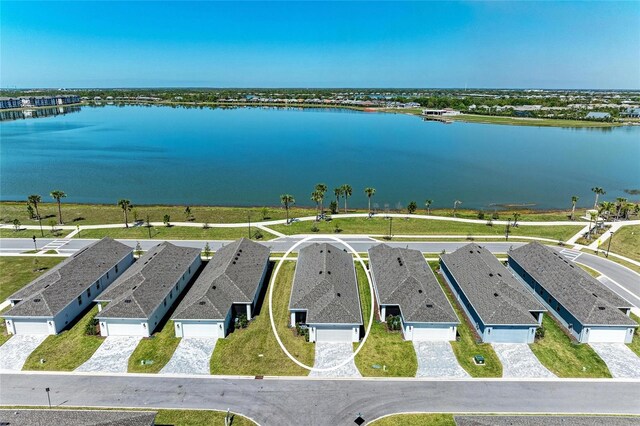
454, 415, 640, 426
289, 243, 362, 325
171, 238, 270, 320
0, 409, 156, 426
440, 243, 545, 326
368, 244, 458, 324
3, 238, 132, 318
96, 242, 201, 320
509, 242, 636, 327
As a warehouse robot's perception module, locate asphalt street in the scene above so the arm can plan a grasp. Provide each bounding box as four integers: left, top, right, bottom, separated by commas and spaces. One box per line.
1, 373, 639, 425
2, 237, 638, 308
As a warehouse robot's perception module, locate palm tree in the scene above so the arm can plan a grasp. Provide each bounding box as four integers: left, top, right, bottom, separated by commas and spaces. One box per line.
280, 194, 295, 224
50, 190, 67, 225
334, 187, 343, 212
615, 197, 627, 220
118, 199, 132, 228
315, 183, 327, 216
453, 200, 462, 217
28, 194, 42, 220
311, 190, 323, 221
570, 196, 579, 220
425, 199, 433, 215
587, 210, 598, 240
591, 187, 605, 209
364, 187, 376, 217
341, 184, 352, 213
599, 201, 614, 220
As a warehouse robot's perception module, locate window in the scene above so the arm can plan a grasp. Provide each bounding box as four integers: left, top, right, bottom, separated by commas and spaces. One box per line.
163, 298, 167, 307
77, 295, 82, 305
87, 288, 91, 298
115, 265, 119, 273
96, 281, 100, 290
556, 305, 561, 312
170, 290, 173, 300
189, 266, 191, 273
107, 272, 110, 279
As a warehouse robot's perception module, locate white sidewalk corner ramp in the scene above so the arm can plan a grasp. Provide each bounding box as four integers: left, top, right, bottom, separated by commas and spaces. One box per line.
0, 335, 47, 371
590, 343, 640, 379
75, 336, 141, 373
413, 341, 469, 378
492, 343, 555, 378
309, 342, 362, 378
160, 337, 217, 375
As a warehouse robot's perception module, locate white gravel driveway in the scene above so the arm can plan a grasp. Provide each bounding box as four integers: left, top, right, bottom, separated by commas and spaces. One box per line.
590, 343, 640, 378
310, 342, 361, 378
160, 337, 217, 375
492, 343, 555, 378
413, 341, 469, 378
0, 335, 47, 371
76, 336, 141, 373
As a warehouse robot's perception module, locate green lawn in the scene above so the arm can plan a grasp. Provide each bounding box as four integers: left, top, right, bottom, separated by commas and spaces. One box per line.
1, 407, 256, 426
0, 256, 65, 302
599, 225, 640, 262
628, 313, 640, 358
370, 413, 455, 426
0, 307, 10, 346
0, 227, 70, 239
353, 263, 417, 377
210, 261, 314, 375
449, 113, 621, 128
430, 262, 502, 377
576, 263, 601, 278
269, 218, 581, 241
23, 306, 104, 371
127, 316, 180, 373
0, 202, 318, 226
529, 315, 611, 378
75, 225, 273, 241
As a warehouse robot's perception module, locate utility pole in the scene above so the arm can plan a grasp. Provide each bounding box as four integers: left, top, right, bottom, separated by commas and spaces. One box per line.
606, 231, 614, 258
388, 217, 393, 239
505, 220, 511, 241
38, 214, 44, 237
32, 235, 37, 251
248, 213, 251, 239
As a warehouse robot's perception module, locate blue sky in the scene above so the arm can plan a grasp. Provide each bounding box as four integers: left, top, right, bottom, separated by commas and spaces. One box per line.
1, 1, 639, 89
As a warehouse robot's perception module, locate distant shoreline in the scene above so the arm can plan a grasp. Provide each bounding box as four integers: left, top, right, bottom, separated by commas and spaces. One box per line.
2, 100, 629, 128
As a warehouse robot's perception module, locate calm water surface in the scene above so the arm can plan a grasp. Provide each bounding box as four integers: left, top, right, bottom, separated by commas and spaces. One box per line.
1, 105, 639, 209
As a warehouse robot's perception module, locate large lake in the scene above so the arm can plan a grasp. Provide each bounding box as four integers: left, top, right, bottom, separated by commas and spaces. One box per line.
1, 105, 639, 209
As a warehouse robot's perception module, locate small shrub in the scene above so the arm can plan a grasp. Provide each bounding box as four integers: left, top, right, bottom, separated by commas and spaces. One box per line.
236, 314, 249, 329
491, 211, 500, 220
329, 201, 338, 214
311, 224, 320, 233
295, 323, 309, 342
333, 223, 343, 233
386, 315, 402, 331
85, 314, 100, 336
477, 211, 485, 220
163, 214, 171, 227
535, 326, 545, 340
253, 229, 263, 240
407, 201, 417, 214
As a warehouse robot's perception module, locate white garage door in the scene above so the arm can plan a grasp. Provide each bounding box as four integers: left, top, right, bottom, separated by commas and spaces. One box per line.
105, 321, 144, 336
181, 321, 221, 338
316, 326, 354, 343
412, 325, 454, 341
586, 328, 629, 343
13, 320, 49, 335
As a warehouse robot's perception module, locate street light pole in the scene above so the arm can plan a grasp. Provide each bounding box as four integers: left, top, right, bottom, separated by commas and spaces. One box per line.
388, 217, 393, 239
45, 387, 51, 408
606, 231, 614, 258
32, 235, 37, 251
248, 213, 251, 239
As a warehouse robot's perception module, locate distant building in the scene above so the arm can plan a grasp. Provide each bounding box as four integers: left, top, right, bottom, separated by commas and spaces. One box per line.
422, 108, 461, 116
585, 111, 611, 120
0, 97, 22, 109
621, 107, 640, 118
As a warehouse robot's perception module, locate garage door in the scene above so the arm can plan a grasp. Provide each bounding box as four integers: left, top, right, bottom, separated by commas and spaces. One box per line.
586, 328, 628, 343
412, 325, 454, 341
181, 321, 221, 338
13, 320, 49, 335
104, 321, 144, 336
316, 326, 354, 343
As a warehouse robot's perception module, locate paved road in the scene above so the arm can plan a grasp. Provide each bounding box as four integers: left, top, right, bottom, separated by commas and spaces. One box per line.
3, 237, 638, 308
1, 373, 639, 425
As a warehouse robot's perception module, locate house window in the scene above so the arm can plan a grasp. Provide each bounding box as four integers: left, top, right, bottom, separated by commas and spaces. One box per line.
115, 265, 119, 273
96, 281, 101, 290
487, 328, 491, 334
77, 295, 82, 305
163, 299, 167, 307
87, 288, 91, 298
556, 305, 561, 312
189, 266, 191, 273
170, 290, 173, 300
107, 272, 110, 279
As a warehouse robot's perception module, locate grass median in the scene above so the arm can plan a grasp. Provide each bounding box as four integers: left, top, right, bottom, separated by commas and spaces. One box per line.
74, 225, 274, 241
0, 228, 70, 239
429, 262, 502, 378
529, 315, 611, 378
370, 413, 455, 426
354, 263, 417, 377
23, 306, 104, 371
599, 225, 640, 262
210, 261, 314, 375
269, 217, 581, 241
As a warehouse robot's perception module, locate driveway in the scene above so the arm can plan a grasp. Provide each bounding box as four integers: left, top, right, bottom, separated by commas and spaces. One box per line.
413, 341, 469, 378
309, 342, 361, 378
0, 335, 47, 371
590, 343, 640, 378
492, 343, 555, 378
75, 336, 141, 373
160, 337, 217, 375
